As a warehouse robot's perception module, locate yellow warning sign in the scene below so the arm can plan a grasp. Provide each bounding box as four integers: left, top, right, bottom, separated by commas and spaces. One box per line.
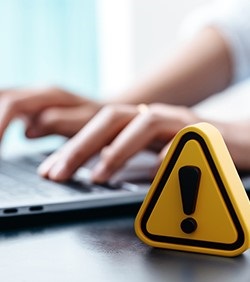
135, 122, 250, 257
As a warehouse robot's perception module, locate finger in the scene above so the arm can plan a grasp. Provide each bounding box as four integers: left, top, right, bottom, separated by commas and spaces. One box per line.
38, 105, 138, 181
91, 112, 163, 183
0, 87, 83, 140
0, 88, 17, 96
37, 151, 62, 178
25, 106, 93, 138
91, 104, 191, 182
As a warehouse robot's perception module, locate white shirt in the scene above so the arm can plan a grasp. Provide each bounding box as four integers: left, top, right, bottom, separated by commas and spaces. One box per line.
182, 0, 250, 85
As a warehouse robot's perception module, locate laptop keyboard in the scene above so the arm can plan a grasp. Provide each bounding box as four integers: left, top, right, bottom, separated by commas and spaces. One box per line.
0, 155, 126, 203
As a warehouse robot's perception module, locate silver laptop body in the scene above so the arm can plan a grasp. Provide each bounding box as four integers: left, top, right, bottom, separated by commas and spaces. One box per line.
0, 151, 157, 217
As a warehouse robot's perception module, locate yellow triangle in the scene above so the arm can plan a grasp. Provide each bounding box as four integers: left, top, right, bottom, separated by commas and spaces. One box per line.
135, 123, 250, 257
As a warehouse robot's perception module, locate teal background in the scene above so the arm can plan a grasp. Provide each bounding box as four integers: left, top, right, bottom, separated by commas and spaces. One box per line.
0, 0, 99, 154
0, 0, 98, 95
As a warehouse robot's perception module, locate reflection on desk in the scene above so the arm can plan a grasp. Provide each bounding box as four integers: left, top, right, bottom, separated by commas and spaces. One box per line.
0, 212, 249, 282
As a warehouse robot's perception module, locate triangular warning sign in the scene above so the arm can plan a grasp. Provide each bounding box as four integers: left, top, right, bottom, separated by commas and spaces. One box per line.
135, 122, 250, 257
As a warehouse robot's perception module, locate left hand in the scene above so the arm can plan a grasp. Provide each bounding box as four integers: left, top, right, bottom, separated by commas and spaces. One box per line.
37, 103, 199, 183
0, 86, 104, 139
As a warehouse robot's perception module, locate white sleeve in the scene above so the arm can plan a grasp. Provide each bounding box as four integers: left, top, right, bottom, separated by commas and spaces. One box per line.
180, 0, 250, 85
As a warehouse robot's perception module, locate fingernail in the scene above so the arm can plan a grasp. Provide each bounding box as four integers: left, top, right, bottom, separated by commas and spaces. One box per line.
91, 162, 110, 183
49, 162, 67, 180
37, 162, 49, 176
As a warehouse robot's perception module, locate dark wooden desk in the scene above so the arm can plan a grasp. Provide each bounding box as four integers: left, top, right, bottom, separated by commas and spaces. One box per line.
0, 208, 249, 282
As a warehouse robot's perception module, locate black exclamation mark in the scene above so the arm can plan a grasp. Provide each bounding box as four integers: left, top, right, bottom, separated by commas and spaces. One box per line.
178, 166, 201, 234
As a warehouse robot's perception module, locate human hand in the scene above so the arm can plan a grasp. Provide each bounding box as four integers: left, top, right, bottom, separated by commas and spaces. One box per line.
0, 87, 103, 139
38, 103, 199, 183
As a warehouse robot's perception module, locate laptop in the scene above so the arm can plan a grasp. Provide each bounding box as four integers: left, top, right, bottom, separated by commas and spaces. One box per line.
0, 150, 158, 218
0, 149, 249, 220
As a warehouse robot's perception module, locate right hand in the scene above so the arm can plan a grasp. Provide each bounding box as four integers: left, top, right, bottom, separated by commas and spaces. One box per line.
0, 86, 103, 140
38, 103, 199, 183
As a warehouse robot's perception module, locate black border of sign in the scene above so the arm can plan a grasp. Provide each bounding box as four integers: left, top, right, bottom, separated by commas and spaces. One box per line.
140, 132, 244, 251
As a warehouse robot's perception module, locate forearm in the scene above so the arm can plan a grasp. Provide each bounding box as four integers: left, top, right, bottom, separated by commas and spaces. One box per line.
105, 27, 233, 106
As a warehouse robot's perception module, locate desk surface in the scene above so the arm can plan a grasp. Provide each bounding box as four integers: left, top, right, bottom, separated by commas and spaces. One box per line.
0, 209, 250, 282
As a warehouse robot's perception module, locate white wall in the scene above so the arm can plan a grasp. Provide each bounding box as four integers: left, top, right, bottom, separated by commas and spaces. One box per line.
96, 0, 134, 96
97, 0, 207, 97
132, 0, 208, 80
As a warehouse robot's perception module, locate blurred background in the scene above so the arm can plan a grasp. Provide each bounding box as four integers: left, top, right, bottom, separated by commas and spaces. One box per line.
0, 0, 207, 155
1, 0, 249, 155
0, 0, 207, 97
97, 0, 208, 96
0, 0, 97, 94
